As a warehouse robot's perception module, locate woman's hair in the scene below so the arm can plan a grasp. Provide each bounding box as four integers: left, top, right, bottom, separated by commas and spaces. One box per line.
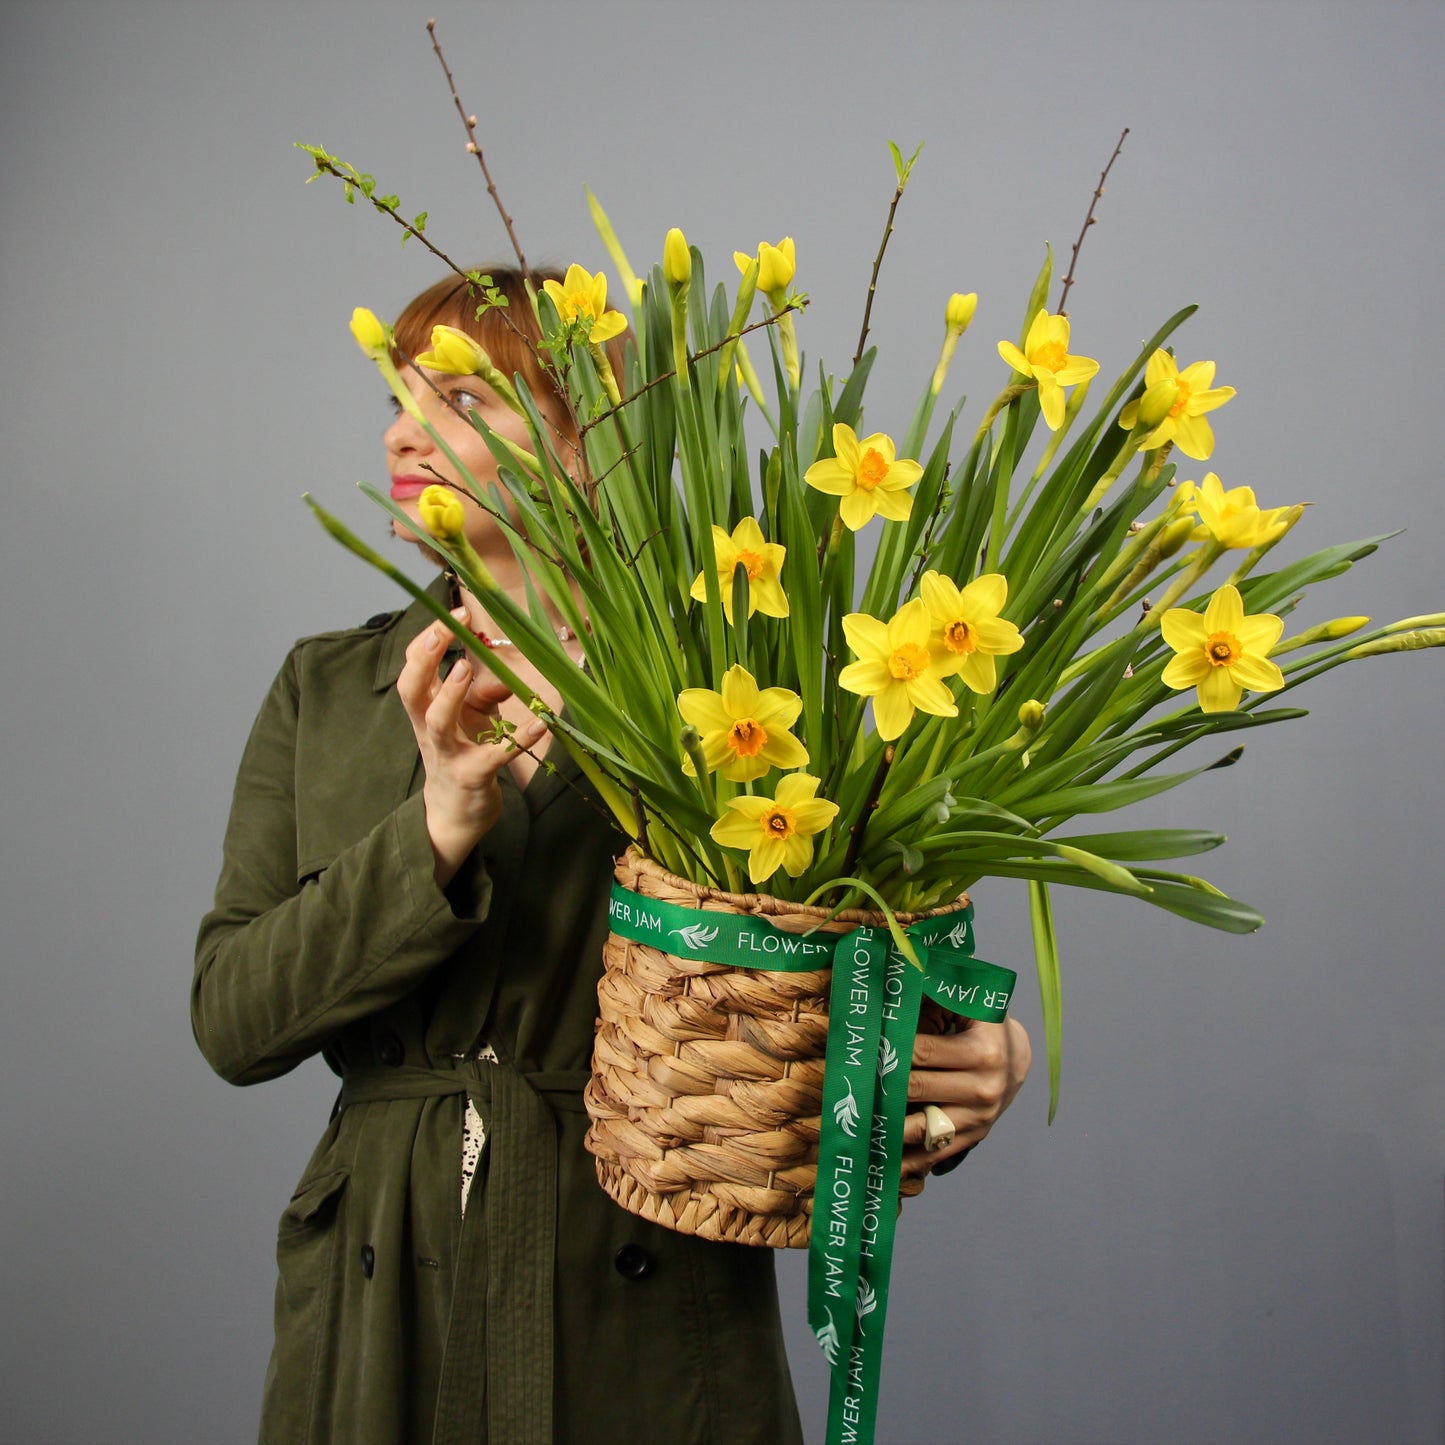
392, 264, 628, 420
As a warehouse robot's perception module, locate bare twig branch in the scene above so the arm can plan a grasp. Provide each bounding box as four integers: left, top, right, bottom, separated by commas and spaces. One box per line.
427, 19, 531, 283
1057, 128, 1130, 317
854, 180, 910, 367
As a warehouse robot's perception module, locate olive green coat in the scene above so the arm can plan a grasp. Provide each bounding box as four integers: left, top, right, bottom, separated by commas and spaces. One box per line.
194, 582, 803, 1445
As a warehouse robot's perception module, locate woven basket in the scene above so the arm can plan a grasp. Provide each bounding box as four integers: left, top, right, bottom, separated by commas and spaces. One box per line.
584, 848, 962, 1247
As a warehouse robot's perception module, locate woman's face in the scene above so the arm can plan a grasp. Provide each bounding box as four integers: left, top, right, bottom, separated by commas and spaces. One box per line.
384, 362, 564, 556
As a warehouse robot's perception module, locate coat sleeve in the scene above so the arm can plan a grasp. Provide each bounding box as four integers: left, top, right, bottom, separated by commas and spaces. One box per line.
192, 646, 492, 1086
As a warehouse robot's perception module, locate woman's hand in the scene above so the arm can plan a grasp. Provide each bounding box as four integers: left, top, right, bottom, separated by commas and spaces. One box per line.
396, 612, 548, 886
900, 1017, 1032, 1178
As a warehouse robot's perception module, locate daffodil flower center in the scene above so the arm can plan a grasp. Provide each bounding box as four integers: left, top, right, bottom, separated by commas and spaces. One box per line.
857, 449, 890, 490
1034, 340, 1069, 372
734, 548, 767, 581
563, 291, 596, 322
943, 618, 978, 655
1206, 631, 1241, 667
1169, 379, 1192, 418
888, 643, 931, 680
762, 806, 796, 839
727, 718, 769, 757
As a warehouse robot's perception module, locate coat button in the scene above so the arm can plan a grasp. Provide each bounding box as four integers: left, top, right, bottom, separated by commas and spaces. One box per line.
360, 1245, 375, 1279
377, 1035, 405, 1068
613, 1243, 654, 1281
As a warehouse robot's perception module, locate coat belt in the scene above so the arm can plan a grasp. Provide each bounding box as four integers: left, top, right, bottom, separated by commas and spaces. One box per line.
340, 1061, 591, 1445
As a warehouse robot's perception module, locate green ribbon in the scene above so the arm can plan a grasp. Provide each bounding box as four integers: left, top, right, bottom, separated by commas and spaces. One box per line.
607, 883, 1016, 1445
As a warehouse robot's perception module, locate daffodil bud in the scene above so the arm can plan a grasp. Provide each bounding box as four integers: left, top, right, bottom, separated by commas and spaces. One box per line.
1017, 699, 1046, 731
1270, 615, 1373, 656
664, 227, 691, 289
945, 292, 978, 334
1345, 627, 1445, 659
1158, 516, 1200, 560
1135, 377, 1181, 431
1386, 612, 1445, 631
418, 484, 466, 543
350, 306, 390, 360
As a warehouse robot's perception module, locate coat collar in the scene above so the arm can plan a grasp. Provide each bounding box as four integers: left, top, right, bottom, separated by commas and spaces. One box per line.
373, 574, 452, 693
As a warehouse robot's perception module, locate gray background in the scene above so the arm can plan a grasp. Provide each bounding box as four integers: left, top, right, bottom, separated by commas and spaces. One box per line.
2, 1, 1442, 1442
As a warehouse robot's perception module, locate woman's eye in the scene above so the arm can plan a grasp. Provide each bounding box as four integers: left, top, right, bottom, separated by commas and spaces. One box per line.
451, 389, 486, 412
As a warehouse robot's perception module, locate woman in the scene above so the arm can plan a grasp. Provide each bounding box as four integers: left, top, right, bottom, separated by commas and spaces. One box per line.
193, 267, 1031, 1445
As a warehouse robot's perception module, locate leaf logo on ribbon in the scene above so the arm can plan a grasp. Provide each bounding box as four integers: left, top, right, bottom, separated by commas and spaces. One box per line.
945, 921, 971, 950
856, 1280, 878, 1322
670, 922, 720, 951
833, 1079, 860, 1139
877, 1037, 899, 1093
815, 1310, 840, 1366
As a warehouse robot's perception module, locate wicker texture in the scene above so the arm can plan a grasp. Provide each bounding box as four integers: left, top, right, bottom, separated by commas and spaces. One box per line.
584, 849, 956, 1247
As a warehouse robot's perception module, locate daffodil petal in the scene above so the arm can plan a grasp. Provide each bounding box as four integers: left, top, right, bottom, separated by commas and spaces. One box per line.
974, 618, 1024, 654
831, 423, 860, 470
1037, 377, 1065, 431
1178, 360, 1216, 391
1173, 413, 1216, 461
907, 674, 959, 718
839, 488, 877, 531
755, 687, 804, 728
749, 837, 787, 884
888, 598, 932, 649
1229, 655, 1285, 693
872, 488, 914, 523
1162, 652, 1211, 689
774, 774, 821, 807
842, 613, 890, 659
872, 685, 915, 741
803, 459, 854, 496
781, 834, 815, 878
1161, 607, 1209, 652
959, 573, 1008, 617
719, 665, 762, 717
957, 652, 998, 694
1237, 613, 1284, 654
839, 659, 891, 695
1197, 667, 1242, 713
759, 732, 810, 771
751, 577, 791, 618
997, 340, 1030, 374
1204, 586, 1244, 634
589, 312, 627, 343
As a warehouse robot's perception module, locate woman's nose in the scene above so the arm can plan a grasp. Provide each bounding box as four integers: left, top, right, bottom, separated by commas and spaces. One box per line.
384, 404, 431, 457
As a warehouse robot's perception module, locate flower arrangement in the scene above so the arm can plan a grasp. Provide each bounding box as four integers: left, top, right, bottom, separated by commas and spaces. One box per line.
306, 120, 1439, 1099
296, 32, 1440, 1443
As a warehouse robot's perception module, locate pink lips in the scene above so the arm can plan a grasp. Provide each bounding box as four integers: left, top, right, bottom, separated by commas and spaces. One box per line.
390, 475, 432, 500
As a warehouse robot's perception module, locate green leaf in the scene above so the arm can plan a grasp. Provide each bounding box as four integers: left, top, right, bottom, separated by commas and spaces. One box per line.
1052, 828, 1225, 861
1028, 882, 1062, 1123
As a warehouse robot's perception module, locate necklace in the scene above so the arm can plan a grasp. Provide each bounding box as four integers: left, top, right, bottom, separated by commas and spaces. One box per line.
445, 572, 581, 652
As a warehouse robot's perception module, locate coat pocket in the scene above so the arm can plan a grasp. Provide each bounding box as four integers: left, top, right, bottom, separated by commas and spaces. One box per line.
259, 1169, 349, 1445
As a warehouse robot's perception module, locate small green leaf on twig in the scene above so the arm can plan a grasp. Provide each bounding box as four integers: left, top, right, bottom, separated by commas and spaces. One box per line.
887, 139, 925, 187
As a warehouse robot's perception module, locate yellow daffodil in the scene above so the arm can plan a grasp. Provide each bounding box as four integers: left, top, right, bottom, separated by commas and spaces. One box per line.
734, 237, 796, 297
664, 227, 691, 288
997, 309, 1100, 430
542, 264, 627, 343
1119, 351, 1235, 460
689, 517, 790, 623
417, 484, 466, 543
677, 665, 808, 782
919, 570, 1025, 694
350, 306, 390, 360
1161, 584, 1285, 713
945, 292, 978, 333
840, 598, 958, 741
413, 324, 490, 375
709, 772, 839, 884
932, 292, 979, 395
1176, 474, 1295, 550
804, 423, 923, 531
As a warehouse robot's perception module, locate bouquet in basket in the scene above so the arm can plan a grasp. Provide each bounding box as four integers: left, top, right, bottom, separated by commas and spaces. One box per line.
298, 41, 1440, 1445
